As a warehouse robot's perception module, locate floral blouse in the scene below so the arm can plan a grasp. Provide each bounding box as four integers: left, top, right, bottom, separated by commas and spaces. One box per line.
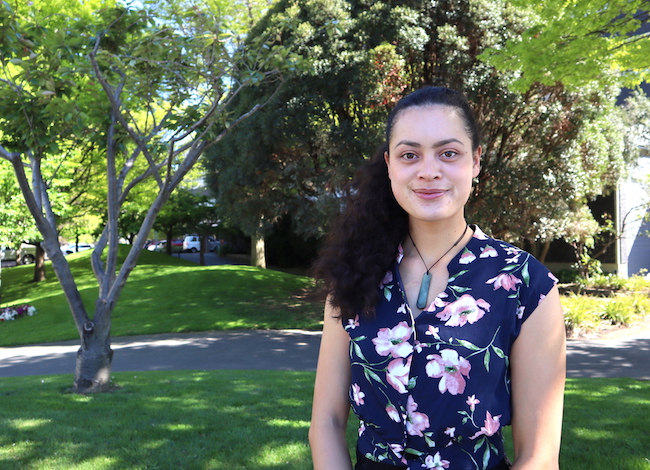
345, 226, 558, 470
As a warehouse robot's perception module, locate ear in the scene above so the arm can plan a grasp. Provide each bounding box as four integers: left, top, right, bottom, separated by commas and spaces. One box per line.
472, 146, 482, 178
384, 151, 392, 179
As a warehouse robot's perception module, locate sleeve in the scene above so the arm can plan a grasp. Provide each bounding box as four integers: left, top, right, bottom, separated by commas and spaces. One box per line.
517, 252, 558, 325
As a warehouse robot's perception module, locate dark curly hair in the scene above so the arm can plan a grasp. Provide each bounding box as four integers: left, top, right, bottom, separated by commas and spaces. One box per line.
312, 86, 481, 321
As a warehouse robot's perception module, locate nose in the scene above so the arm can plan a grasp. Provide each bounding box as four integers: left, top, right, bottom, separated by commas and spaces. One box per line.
417, 154, 442, 180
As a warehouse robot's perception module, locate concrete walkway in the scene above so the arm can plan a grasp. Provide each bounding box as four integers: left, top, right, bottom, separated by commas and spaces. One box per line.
1, 328, 649, 379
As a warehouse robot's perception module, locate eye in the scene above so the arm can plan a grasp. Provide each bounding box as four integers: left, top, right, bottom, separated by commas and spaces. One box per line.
440, 150, 458, 159
401, 152, 418, 160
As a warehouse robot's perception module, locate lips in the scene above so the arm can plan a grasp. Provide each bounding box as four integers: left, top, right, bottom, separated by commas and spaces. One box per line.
413, 188, 447, 199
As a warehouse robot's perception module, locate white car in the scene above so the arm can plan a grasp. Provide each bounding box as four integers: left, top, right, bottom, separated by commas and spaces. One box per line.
1, 244, 37, 264
182, 235, 219, 253
61, 243, 94, 255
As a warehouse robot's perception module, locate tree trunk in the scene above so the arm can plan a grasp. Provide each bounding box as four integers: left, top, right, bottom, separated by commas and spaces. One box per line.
251, 231, 266, 268
72, 320, 113, 393
200, 235, 206, 266
32, 243, 46, 283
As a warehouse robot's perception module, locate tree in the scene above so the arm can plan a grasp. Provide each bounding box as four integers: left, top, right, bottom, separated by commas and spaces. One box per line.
204, 0, 405, 260
480, 0, 649, 92
0, 1, 293, 392
205, 0, 634, 261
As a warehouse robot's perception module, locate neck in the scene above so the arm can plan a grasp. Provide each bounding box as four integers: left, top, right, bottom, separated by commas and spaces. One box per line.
406, 219, 470, 262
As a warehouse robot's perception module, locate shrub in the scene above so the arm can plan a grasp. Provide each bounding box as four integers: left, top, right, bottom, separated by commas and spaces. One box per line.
561, 294, 604, 335
601, 293, 650, 326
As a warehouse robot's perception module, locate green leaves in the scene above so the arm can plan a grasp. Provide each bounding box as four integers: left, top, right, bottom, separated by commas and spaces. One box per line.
481, 0, 650, 91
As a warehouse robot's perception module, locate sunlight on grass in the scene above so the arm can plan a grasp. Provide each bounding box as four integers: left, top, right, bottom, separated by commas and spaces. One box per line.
8, 418, 51, 430
255, 441, 311, 466
0, 248, 322, 347
570, 427, 617, 439
267, 418, 311, 428
0, 373, 647, 469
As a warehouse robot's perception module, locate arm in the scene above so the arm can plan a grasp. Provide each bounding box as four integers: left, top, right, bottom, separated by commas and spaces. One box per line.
510, 285, 566, 470
309, 300, 353, 470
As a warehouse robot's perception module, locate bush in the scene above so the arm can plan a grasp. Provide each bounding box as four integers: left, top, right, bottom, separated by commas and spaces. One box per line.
561, 294, 604, 335
601, 293, 650, 326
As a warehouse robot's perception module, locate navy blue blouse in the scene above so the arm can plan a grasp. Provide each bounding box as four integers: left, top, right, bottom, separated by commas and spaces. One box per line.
345, 226, 557, 470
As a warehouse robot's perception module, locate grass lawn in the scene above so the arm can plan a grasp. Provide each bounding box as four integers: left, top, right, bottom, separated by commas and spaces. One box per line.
0, 248, 324, 347
0, 373, 648, 470
1, 249, 649, 469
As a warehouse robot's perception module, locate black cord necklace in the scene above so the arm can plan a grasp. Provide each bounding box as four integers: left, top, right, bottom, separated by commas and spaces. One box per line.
408, 224, 469, 309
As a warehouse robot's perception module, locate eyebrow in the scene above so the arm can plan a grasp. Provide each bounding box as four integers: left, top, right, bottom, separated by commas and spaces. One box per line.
394, 138, 465, 148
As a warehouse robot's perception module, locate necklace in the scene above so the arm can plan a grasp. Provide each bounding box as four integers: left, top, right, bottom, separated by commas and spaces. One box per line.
408, 224, 469, 310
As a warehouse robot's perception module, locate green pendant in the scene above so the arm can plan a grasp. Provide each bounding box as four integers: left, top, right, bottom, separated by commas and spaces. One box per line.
417, 272, 431, 309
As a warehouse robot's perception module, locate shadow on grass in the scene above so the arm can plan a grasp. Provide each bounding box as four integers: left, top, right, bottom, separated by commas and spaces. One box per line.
560, 378, 650, 469
0, 371, 321, 470
0, 374, 648, 469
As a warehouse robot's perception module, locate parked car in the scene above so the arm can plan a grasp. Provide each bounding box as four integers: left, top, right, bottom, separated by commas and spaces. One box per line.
0, 246, 17, 262
182, 235, 219, 253
61, 243, 94, 255
1, 244, 37, 264
148, 240, 183, 253
19, 244, 37, 264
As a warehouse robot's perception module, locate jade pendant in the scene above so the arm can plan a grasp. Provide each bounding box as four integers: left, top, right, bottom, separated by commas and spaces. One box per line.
416, 272, 431, 309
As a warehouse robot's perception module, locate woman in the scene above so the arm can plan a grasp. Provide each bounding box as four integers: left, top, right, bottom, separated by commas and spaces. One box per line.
309, 86, 565, 470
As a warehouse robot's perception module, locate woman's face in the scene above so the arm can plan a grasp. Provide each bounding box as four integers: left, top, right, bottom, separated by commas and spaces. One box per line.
385, 105, 481, 227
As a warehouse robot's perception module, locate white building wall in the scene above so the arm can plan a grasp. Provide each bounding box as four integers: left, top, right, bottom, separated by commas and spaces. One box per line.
617, 155, 650, 277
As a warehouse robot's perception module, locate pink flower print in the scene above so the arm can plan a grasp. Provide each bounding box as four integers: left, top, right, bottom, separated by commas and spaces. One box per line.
345, 315, 360, 330
486, 273, 522, 292
479, 245, 498, 258
470, 411, 502, 439
386, 356, 411, 394
459, 248, 476, 265
473, 227, 489, 240
426, 349, 471, 395
444, 427, 455, 438
372, 321, 414, 358
351, 383, 365, 406
425, 325, 440, 339
386, 404, 401, 422
466, 394, 480, 411
432, 295, 448, 309
358, 420, 366, 436
423, 452, 450, 469
390, 443, 407, 465
406, 395, 430, 437
549, 272, 559, 284
436, 294, 490, 327
516, 305, 525, 320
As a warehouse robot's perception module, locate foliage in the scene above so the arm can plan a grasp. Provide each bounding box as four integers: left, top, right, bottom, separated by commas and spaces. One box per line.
205, 0, 636, 251
480, 0, 650, 92
561, 292, 650, 334
0, 0, 299, 391
0, 374, 648, 469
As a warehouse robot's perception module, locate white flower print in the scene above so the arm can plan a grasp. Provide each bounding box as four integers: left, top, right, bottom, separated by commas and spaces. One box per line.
406, 395, 430, 437
422, 452, 450, 469
459, 248, 476, 265
479, 245, 498, 258
426, 349, 471, 395
372, 321, 414, 358
436, 294, 490, 327
386, 356, 411, 394
352, 383, 365, 406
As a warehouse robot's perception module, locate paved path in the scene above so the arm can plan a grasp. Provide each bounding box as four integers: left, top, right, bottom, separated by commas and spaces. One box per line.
1, 328, 649, 379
